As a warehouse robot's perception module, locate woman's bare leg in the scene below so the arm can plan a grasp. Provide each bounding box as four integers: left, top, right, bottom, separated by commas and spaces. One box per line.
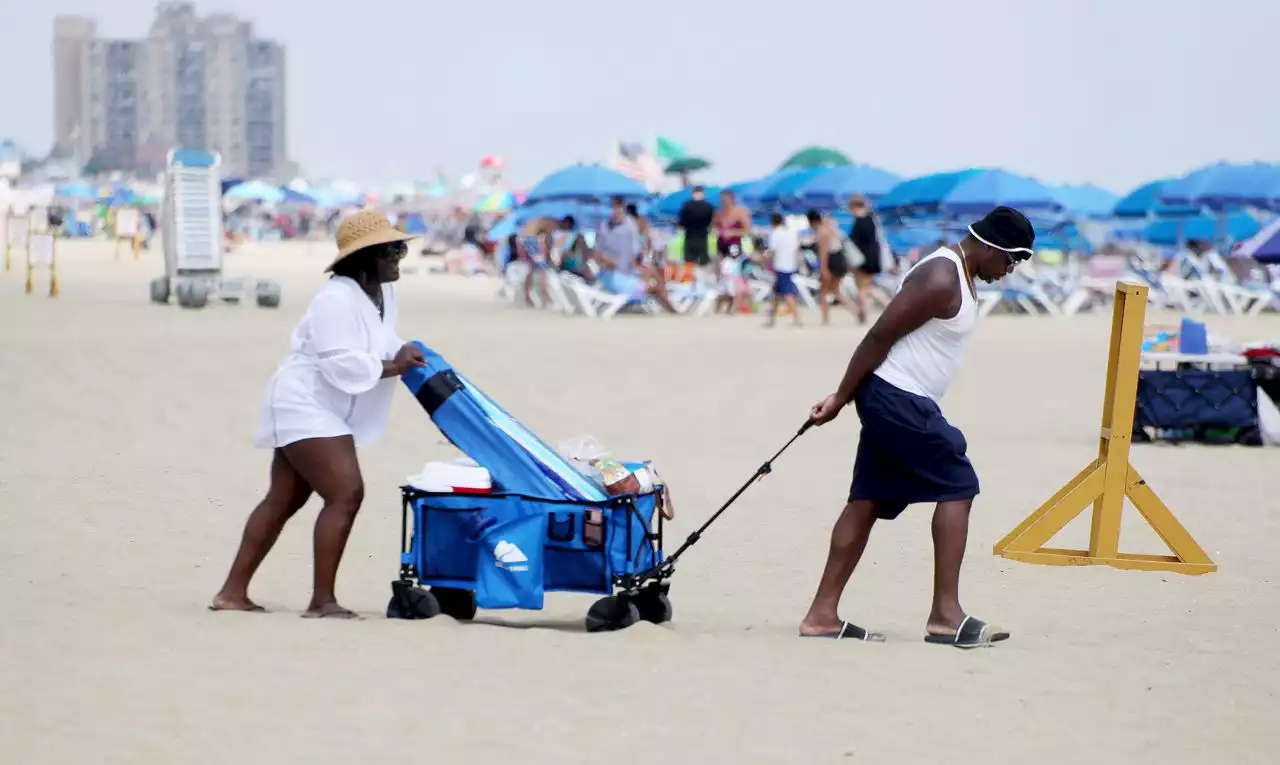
212, 449, 313, 612
832, 274, 863, 322
280, 436, 365, 618
853, 271, 873, 323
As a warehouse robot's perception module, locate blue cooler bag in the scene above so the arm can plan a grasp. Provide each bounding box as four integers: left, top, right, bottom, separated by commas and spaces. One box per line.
473, 497, 548, 610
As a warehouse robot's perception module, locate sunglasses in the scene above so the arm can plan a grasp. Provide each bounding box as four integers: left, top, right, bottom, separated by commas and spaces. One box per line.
379, 241, 409, 261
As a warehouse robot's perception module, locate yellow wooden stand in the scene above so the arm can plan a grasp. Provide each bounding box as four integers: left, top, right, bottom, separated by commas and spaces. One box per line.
25, 234, 59, 297
992, 282, 1216, 575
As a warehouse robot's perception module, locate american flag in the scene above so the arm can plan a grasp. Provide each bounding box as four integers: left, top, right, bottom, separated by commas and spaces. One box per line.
612, 140, 665, 190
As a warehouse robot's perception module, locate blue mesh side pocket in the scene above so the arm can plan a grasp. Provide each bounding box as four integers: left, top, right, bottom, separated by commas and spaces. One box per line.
607, 493, 660, 577
474, 499, 547, 610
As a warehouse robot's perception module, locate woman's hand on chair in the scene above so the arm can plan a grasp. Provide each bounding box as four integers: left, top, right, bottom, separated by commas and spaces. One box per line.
393, 344, 427, 374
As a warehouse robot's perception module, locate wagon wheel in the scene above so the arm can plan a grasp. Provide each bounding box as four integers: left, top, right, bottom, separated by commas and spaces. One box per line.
386, 580, 441, 620
431, 587, 477, 621
633, 585, 673, 625
585, 595, 641, 633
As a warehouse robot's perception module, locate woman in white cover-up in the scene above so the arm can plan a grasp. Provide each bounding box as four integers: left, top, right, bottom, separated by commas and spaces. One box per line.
212, 210, 427, 618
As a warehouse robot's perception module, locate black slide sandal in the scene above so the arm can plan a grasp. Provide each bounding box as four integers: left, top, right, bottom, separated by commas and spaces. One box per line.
924, 615, 1009, 648
801, 620, 886, 642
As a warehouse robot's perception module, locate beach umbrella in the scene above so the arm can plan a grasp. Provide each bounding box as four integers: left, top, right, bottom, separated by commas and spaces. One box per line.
1050, 184, 1119, 219
877, 170, 982, 214
664, 156, 712, 175
937, 169, 1062, 216
1159, 162, 1280, 210
525, 164, 647, 203
225, 180, 285, 204
777, 146, 851, 171
1234, 218, 1280, 263
653, 186, 723, 219
755, 168, 833, 211
280, 187, 316, 205
1142, 211, 1261, 246
796, 164, 902, 209
1111, 179, 1197, 218
723, 177, 764, 201
484, 200, 611, 242
726, 170, 807, 209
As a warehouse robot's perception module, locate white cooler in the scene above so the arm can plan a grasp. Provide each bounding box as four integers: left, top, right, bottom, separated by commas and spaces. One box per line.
406, 458, 494, 494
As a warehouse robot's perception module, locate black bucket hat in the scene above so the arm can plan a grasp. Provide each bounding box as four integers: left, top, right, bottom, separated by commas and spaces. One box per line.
968, 206, 1035, 259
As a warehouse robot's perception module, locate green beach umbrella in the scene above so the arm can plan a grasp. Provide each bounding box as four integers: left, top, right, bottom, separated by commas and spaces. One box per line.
664, 156, 712, 175
777, 146, 852, 171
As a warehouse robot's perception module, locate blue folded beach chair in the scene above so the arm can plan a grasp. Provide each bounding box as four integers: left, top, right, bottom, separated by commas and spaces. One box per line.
389, 341, 671, 632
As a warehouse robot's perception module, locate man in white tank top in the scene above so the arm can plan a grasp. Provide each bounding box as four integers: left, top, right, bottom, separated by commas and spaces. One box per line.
797, 206, 1036, 649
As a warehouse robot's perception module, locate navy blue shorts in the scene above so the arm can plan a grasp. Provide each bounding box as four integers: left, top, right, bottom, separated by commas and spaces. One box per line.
773, 271, 798, 297
848, 374, 980, 519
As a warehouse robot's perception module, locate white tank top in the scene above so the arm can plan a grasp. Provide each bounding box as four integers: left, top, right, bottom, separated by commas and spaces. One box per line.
872, 247, 977, 401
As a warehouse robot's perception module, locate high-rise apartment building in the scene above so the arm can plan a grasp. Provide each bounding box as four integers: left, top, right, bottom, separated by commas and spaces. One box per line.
52, 2, 288, 179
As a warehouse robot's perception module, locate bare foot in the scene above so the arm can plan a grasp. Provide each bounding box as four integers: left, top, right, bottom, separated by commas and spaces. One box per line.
302, 602, 361, 619
209, 594, 267, 613
798, 618, 843, 637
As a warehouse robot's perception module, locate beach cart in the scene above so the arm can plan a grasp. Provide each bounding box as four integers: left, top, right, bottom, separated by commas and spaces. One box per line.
387, 342, 672, 632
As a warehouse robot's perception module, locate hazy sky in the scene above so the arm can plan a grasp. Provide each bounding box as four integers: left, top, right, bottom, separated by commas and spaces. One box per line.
3, 0, 1277, 192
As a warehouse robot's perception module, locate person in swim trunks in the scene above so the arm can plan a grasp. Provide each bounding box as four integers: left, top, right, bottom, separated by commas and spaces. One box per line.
798, 206, 1036, 649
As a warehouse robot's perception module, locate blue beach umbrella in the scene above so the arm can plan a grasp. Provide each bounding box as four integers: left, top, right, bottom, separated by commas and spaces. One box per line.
797, 164, 901, 209
225, 179, 286, 204
876, 170, 982, 215
1159, 162, 1280, 210
1111, 180, 1197, 219
653, 186, 722, 219
1050, 184, 1119, 220
754, 167, 833, 211
525, 164, 646, 203
938, 169, 1062, 216
1142, 211, 1261, 246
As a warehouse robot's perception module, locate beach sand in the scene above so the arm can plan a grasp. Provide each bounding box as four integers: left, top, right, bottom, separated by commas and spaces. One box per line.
3, 240, 1278, 764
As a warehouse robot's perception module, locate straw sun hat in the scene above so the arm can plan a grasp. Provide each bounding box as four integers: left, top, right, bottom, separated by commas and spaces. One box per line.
326, 209, 418, 272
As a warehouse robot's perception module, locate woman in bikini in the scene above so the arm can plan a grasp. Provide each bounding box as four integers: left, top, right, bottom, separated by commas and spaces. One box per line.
807, 209, 862, 325
713, 190, 753, 313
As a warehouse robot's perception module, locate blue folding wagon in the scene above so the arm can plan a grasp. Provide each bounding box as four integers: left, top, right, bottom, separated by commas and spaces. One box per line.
388, 341, 672, 632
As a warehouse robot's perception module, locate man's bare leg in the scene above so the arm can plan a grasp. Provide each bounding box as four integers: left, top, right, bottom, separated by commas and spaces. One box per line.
799, 500, 877, 635
926, 498, 972, 636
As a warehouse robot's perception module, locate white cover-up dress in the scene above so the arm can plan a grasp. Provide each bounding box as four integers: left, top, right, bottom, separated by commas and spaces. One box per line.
254, 275, 405, 449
